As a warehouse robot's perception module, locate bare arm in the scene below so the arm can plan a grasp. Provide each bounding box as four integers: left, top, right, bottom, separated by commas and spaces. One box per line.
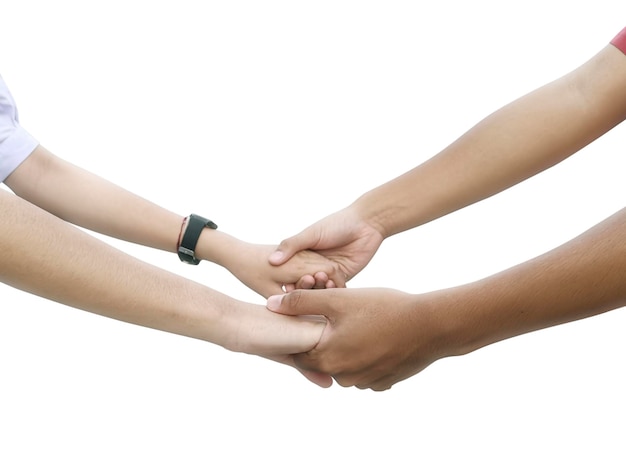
359, 44, 626, 237
4, 146, 345, 297
270, 43, 626, 280
268, 207, 626, 390
0, 187, 333, 387
4, 145, 183, 251
0, 188, 327, 354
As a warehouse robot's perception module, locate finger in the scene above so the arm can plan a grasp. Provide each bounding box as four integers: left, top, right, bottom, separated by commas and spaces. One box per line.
302, 270, 345, 291
267, 290, 330, 317
321, 270, 346, 289
294, 274, 315, 290
312, 272, 329, 289
356, 368, 420, 391
319, 270, 341, 289
364, 380, 394, 392
268, 230, 320, 266
267, 294, 289, 314
298, 369, 334, 388
330, 372, 391, 391
267, 355, 333, 388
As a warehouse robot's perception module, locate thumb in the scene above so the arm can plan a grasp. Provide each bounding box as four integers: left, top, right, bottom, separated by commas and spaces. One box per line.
267, 293, 334, 388
268, 230, 318, 266
266, 293, 292, 314
267, 290, 331, 320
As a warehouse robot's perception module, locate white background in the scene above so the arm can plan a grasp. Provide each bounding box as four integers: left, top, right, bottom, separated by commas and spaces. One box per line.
1, 2, 625, 469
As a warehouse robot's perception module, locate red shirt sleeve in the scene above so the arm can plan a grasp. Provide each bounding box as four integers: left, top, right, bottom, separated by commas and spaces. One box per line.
610, 27, 626, 54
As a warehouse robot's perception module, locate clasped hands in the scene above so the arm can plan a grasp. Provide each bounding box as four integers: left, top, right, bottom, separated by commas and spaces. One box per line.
257, 207, 452, 392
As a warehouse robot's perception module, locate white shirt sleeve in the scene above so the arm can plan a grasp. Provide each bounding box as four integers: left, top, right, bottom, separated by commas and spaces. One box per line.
0, 75, 39, 182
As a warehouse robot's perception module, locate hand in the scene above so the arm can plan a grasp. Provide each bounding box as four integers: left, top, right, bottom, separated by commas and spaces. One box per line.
266, 288, 456, 391
267, 207, 626, 390
223, 300, 333, 388
268, 206, 385, 289
225, 242, 347, 298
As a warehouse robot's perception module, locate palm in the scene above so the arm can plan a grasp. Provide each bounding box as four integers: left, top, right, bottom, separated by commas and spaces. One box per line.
272, 208, 385, 289
317, 225, 383, 280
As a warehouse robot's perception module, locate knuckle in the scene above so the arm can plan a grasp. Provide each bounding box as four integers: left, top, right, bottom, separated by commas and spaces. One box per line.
283, 289, 304, 310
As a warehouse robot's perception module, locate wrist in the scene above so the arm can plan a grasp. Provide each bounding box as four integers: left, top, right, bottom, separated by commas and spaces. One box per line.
194, 228, 241, 268
185, 288, 238, 348
353, 187, 414, 239
419, 285, 497, 359
177, 214, 218, 265
432, 277, 537, 358
351, 194, 391, 240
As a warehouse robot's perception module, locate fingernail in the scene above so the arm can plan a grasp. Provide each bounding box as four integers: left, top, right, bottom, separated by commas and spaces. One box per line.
268, 251, 283, 263
266, 294, 284, 310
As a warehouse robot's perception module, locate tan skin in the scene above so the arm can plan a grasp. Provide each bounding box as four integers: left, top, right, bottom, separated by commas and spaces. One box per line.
1, 143, 341, 386
269, 209, 626, 390
6, 146, 344, 298
268, 43, 626, 390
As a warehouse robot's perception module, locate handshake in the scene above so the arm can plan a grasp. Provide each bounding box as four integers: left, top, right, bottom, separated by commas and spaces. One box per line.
3, 28, 625, 392
203, 189, 626, 391
180, 29, 626, 389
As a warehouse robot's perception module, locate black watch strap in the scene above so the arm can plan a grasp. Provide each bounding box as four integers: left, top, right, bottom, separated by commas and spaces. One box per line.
178, 214, 218, 265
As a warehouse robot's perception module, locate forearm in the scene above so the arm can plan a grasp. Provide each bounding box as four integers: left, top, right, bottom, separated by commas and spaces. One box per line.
0, 188, 231, 345
443, 207, 626, 356
4, 145, 183, 252
1, 188, 329, 358
4, 146, 345, 298
357, 45, 626, 238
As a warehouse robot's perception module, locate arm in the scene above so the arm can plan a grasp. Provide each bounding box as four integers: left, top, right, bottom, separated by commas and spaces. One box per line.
358, 43, 626, 238
270, 42, 626, 281
267, 208, 626, 390
0, 188, 331, 386
4, 145, 345, 297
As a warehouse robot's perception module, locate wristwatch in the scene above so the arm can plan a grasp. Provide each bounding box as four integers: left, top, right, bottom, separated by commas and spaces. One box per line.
177, 213, 218, 265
